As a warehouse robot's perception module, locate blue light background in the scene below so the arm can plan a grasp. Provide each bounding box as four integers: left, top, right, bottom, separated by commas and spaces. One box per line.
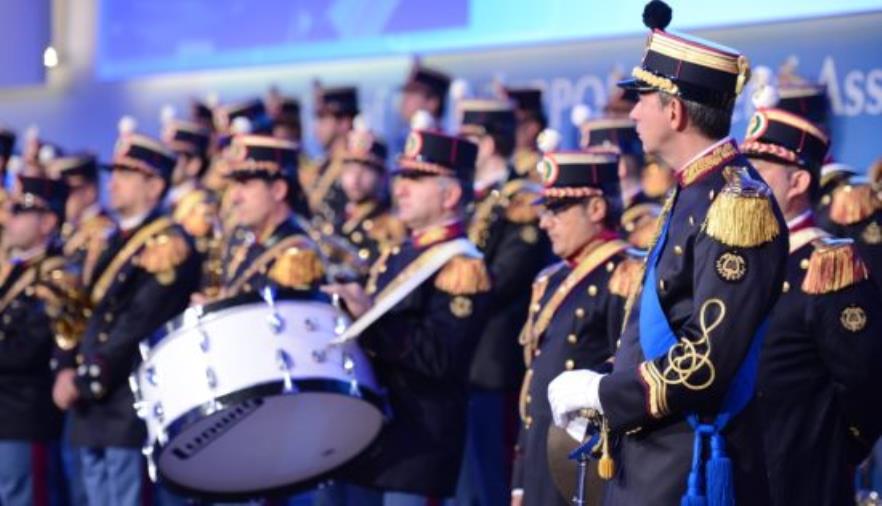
96, 0, 882, 79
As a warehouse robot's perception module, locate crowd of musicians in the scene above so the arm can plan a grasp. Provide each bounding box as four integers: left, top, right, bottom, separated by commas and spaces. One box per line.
1, 2, 882, 505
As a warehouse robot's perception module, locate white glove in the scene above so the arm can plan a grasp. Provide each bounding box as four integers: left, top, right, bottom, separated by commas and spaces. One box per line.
548, 369, 605, 429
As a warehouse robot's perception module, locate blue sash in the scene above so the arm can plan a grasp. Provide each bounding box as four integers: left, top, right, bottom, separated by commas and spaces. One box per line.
637, 197, 767, 506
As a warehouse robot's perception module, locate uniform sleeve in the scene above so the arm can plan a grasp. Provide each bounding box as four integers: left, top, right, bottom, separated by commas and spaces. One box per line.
488, 220, 547, 297
813, 278, 882, 460
75, 250, 201, 401
599, 228, 787, 432
360, 288, 489, 381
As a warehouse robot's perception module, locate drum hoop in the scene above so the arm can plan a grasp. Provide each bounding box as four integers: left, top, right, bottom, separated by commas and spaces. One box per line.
152, 378, 385, 500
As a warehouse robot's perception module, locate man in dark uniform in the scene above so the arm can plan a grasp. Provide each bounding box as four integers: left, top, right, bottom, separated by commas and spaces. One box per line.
511, 146, 640, 506
160, 118, 226, 296
323, 125, 404, 279
547, 3, 788, 504
0, 128, 16, 265
502, 87, 546, 181
0, 175, 69, 505
212, 134, 326, 299
456, 98, 550, 506
48, 155, 114, 287
51, 132, 201, 505
398, 61, 451, 135
307, 84, 360, 228
741, 101, 882, 505
320, 129, 491, 505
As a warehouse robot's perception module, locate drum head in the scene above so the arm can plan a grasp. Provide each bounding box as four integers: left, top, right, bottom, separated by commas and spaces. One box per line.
157, 387, 383, 497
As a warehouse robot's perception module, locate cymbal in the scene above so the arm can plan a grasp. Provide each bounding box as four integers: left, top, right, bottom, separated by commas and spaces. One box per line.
546, 424, 605, 506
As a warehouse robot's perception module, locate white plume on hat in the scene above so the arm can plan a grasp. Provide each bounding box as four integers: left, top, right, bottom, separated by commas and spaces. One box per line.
536, 128, 562, 153
410, 109, 436, 130
38, 144, 57, 165
25, 125, 39, 142
205, 92, 220, 108
449, 78, 471, 101
750, 66, 779, 109
570, 104, 592, 127
230, 116, 252, 135
353, 114, 371, 133
118, 115, 137, 135
160, 104, 177, 125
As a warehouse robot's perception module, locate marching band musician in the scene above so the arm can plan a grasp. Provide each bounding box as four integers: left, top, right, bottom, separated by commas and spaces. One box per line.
210, 134, 327, 299
319, 129, 491, 505
742, 102, 882, 505
0, 128, 15, 264
0, 175, 70, 505
511, 141, 640, 506
322, 122, 405, 278
47, 155, 113, 289
51, 131, 201, 505
307, 84, 360, 228
547, 2, 788, 504
456, 97, 550, 506
503, 87, 546, 182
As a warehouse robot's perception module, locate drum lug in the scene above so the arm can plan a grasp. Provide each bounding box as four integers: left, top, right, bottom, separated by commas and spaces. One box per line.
146, 366, 159, 386
276, 349, 298, 393
304, 318, 317, 332
141, 444, 157, 483
262, 285, 286, 334
128, 374, 142, 401
133, 400, 149, 420
153, 402, 165, 424
334, 315, 348, 336
342, 353, 355, 375
348, 379, 362, 398
198, 327, 210, 352
138, 341, 151, 361
205, 367, 218, 389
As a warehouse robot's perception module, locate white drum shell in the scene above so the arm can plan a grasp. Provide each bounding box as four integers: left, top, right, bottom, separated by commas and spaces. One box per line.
134, 298, 383, 495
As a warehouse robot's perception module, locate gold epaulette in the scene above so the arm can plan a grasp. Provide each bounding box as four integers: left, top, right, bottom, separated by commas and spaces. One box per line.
434, 255, 492, 295
608, 254, 646, 298
802, 237, 869, 294
367, 214, 407, 246
268, 245, 325, 289
829, 184, 880, 226
503, 179, 542, 224
173, 189, 217, 238
137, 229, 191, 285
703, 166, 780, 248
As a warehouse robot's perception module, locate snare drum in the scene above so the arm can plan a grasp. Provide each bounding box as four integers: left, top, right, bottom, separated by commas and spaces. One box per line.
131, 289, 384, 498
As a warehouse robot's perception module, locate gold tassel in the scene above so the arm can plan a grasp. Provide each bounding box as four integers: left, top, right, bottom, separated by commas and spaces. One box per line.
608, 258, 644, 298
802, 239, 869, 294
597, 418, 615, 480
505, 191, 540, 223
434, 255, 492, 295
829, 184, 879, 226
269, 247, 325, 289
703, 189, 780, 248
138, 233, 190, 274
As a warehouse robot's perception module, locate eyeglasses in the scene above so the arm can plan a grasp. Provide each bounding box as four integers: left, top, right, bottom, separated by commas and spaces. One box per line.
539, 199, 586, 220
10, 203, 49, 215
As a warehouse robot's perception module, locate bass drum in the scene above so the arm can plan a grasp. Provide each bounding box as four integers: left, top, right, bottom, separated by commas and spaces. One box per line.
132, 289, 385, 499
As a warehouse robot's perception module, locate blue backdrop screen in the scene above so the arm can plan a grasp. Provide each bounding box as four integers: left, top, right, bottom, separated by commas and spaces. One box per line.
96, 0, 882, 80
